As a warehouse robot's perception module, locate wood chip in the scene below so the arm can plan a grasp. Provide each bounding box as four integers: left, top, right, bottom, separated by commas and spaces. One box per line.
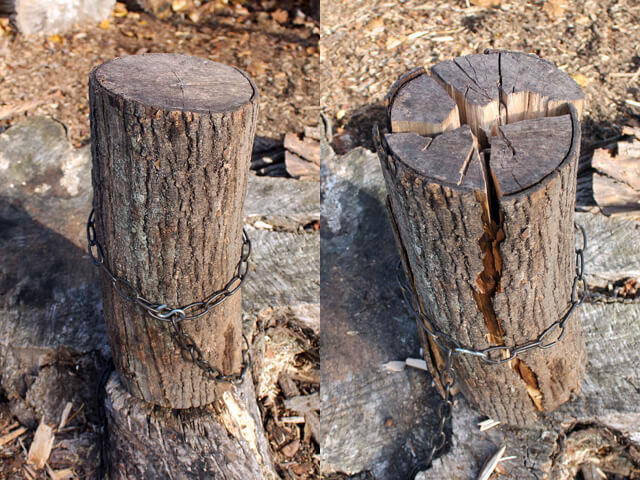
278, 372, 301, 399
476, 445, 506, 480
304, 411, 321, 444
405, 358, 428, 371
0, 425, 27, 447
284, 393, 320, 414
478, 418, 501, 431
58, 402, 73, 430
382, 360, 406, 372
280, 437, 300, 458
281, 416, 305, 424
27, 422, 55, 470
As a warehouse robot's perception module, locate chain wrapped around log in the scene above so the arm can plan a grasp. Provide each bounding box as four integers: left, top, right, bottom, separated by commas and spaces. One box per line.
375, 50, 587, 427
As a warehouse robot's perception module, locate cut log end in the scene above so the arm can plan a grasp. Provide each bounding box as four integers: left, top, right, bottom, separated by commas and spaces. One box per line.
91, 53, 257, 114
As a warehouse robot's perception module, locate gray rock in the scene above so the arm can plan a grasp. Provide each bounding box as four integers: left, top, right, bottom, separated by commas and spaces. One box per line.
242, 227, 319, 315
12, 0, 115, 35
0, 117, 106, 426
320, 147, 441, 479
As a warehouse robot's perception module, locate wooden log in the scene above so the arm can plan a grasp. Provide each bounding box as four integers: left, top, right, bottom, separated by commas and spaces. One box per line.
104, 370, 277, 479
89, 53, 258, 409
376, 51, 585, 426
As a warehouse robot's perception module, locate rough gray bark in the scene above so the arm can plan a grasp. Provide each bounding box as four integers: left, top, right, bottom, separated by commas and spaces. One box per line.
376, 52, 586, 426
89, 53, 259, 409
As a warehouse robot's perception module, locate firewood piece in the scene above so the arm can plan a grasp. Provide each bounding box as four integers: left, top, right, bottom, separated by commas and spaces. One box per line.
489, 114, 572, 196
285, 151, 320, 178
304, 411, 321, 444
593, 173, 640, 219
389, 72, 460, 136
592, 143, 640, 190
89, 53, 258, 409
384, 126, 485, 190
0, 425, 27, 447
377, 52, 585, 426
284, 132, 321, 165
27, 421, 54, 469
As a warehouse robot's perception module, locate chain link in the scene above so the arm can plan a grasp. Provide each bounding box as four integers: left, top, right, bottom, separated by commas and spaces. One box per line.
87, 209, 251, 385
401, 222, 588, 472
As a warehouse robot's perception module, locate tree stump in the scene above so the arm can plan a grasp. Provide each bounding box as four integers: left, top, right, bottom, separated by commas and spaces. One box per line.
90, 53, 258, 409
375, 51, 586, 426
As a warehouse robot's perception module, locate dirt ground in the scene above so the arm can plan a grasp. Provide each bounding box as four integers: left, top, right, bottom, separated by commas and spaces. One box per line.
0, 0, 319, 146
0, 1, 319, 479
320, 0, 640, 153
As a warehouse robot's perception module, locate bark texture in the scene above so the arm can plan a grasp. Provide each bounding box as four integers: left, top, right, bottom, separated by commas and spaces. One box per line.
105, 370, 277, 480
89, 53, 259, 409
376, 51, 586, 426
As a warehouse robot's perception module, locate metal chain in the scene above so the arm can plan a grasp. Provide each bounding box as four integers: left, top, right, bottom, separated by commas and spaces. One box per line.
87, 209, 251, 385
400, 222, 588, 473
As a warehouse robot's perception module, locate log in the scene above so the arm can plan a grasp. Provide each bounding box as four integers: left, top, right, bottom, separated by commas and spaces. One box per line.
89, 53, 258, 409
88, 54, 279, 478
104, 369, 277, 479
375, 51, 586, 426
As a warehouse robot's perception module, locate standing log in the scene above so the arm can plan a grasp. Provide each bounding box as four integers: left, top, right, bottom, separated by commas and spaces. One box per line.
375, 51, 586, 426
89, 53, 258, 409
89, 54, 278, 478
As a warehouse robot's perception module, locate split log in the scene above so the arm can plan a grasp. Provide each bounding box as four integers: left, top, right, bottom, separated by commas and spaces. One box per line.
376, 51, 586, 426
90, 53, 258, 409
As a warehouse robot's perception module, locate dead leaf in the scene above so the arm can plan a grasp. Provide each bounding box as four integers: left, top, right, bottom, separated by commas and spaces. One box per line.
113, 2, 128, 17
542, 0, 567, 20
47, 34, 64, 44
364, 17, 384, 35
386, 36, 404, 50
247, 60, 269, 77
571, 73, 590, 87
98, 19, 110, 29
271, 9, 289, 24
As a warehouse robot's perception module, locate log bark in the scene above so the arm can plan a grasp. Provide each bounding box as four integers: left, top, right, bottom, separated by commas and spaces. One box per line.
375, 51, 586, 426
89, 53, 258, 409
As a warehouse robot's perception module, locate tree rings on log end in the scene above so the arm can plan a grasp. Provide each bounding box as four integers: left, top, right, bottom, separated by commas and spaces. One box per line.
91, 53, 257, 113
